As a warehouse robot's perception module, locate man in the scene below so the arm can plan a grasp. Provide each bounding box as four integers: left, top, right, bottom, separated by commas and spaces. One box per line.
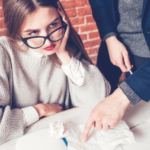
82, 0, 150, 142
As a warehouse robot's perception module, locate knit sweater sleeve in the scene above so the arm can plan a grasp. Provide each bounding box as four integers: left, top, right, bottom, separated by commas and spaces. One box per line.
68, 58, 111, 108
0, 45, 24, 145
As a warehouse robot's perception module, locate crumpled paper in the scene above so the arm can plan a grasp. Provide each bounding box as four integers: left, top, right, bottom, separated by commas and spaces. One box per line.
49, 120, 136, 150
49, 122, 68, 138
66, 120, 136, 150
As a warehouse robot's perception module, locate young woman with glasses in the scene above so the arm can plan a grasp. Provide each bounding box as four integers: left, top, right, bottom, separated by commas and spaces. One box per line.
0, 0, 110, 144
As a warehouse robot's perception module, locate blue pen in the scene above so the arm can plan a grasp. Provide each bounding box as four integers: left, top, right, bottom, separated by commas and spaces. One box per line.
62, 138, 68, 147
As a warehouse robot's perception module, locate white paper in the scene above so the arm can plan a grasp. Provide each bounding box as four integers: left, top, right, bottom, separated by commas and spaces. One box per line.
66, 120, 136, 150
49, 122, 68, 138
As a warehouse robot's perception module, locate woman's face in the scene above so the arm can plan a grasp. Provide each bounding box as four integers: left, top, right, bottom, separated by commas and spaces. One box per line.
20, 6, 63, 55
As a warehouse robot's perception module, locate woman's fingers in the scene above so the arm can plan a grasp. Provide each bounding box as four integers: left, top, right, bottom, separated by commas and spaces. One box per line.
57, 6, 65, 19
57, 1, 67, 23
57, 1, 69, 43
57, 1, 65, 16
57, 1, 69, 25
45, 104, 63, 116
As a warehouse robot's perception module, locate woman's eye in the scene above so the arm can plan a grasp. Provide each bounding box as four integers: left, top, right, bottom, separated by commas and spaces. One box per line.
29, 31, 38, 36
49, 23, 57, 28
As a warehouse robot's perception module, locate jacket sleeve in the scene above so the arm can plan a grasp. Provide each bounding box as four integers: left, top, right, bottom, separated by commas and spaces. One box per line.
89, 0, 117, 40
0, 45, 24, 145
68, 58, 111, 108
123, 60, 150, 102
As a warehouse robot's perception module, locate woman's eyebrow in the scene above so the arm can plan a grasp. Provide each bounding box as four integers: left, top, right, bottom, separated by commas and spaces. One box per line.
48, 17, 60, 26
24, 17, 60, 33
24, 29, 38, 33
50, 17, 60, 24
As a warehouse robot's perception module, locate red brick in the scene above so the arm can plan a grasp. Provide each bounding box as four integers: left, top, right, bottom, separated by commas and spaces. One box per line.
75, 0, 86, 7
87, 47, 99, 55
89, 31, 100, 39
0, 29, 6, 36
80, 23, 97, 33
66, 9, 77, 18
86, 0, 90, 6
0, 0, 2, 7
0, 9, 4, 18
70, 17, 84, 26
83, 39, 101, 48
78, 7, 92, 16
89, 55, 97, 62
61, 1, 75, 9
0, 19, 5, 28
86, 16, 95, 23
79, 34, 87, 41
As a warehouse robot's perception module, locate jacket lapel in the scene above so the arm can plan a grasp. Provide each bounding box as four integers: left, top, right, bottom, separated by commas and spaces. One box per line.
142, 0, 148, 19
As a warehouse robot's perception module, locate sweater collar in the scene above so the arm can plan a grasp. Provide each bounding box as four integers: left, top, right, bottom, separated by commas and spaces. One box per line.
28, 49, 47, 58
17, 41, 47, 58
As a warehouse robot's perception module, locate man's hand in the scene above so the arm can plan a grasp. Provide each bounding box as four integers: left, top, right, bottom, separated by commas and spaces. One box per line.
106, 36, 133, 72
82, 88, 130, 142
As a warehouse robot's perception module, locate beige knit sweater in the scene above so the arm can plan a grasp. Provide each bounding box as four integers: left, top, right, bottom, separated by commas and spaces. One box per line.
0, 36, 110, 145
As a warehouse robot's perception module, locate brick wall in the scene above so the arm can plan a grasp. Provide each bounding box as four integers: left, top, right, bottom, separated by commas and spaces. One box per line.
0, 0, 101, 64
0, 0, 6, 36
61, 0, 101, 64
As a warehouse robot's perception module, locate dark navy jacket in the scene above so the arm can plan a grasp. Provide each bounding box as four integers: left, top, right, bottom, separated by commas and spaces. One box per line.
89, 0, 150, 101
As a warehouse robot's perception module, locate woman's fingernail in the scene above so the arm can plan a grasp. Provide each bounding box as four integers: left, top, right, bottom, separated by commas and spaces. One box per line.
65, 16, 67, 20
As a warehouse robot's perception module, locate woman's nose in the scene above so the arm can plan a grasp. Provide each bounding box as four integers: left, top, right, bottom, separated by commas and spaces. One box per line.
45, 38, 52, 46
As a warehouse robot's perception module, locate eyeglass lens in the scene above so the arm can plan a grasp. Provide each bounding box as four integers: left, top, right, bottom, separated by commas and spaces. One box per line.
27, 27, 65, 48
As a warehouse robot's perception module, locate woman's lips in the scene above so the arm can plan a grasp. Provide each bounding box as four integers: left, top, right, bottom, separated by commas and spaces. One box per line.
44, 44, 56, 51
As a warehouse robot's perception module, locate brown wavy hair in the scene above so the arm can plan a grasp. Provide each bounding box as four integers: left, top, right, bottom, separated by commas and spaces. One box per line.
2, 0, 92, 67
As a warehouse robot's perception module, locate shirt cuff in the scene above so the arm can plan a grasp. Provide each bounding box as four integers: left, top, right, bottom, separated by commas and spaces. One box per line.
61, 57, 85, 86
103, 32, 117, 41
21, 106, 39, 129
118, 81, 142, 105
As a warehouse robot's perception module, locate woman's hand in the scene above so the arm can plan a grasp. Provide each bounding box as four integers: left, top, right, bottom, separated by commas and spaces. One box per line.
55, 1, 71, 65
82, 88, 130, 143
106, 36, 133, 72
33, 103, 62, 118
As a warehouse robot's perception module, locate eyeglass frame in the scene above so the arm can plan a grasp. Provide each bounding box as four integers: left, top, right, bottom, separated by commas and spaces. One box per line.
20, 24, 67, 49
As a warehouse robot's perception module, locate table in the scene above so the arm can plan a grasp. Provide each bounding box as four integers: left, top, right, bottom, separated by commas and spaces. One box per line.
1, 101, 150, 150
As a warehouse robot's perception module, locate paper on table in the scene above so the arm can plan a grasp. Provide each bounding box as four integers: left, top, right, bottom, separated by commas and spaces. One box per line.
146, 118, 150, 124
16, 128, 67, 150
49, 122, 68, 138
66, 120, 136, 150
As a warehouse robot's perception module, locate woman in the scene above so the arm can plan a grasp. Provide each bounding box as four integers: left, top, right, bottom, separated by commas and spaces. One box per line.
0, 0, 110, 145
